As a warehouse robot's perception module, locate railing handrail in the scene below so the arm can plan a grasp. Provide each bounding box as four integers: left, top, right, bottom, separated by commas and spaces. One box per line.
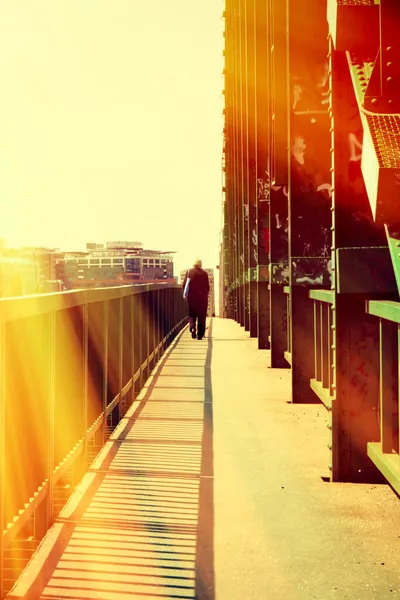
309, 289, 334, 304
0, 282, 181, 324
366, 299, 400, 324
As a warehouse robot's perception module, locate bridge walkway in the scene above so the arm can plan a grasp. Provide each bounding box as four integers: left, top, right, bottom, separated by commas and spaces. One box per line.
7, 319, 400, 600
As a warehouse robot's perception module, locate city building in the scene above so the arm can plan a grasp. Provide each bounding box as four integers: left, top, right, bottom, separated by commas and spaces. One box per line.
20, 247, 64, 292
0, 241, 175, 296
0, 255, 37, 297
0, 245, 65, 298
57, 242, 175, 289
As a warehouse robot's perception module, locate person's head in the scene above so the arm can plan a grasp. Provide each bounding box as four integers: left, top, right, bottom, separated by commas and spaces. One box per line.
193, 258, 202, 268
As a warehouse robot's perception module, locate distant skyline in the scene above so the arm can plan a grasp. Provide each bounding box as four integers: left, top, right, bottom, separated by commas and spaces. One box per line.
0, 1, 224, 278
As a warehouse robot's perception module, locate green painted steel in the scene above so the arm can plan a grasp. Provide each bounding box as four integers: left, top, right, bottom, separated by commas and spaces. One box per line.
366, 300, 400, 324
386, 225, 400, 296
221, 0, 400, 488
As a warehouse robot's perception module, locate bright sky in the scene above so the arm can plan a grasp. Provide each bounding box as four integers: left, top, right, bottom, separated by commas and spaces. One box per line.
0, 1, 224, 277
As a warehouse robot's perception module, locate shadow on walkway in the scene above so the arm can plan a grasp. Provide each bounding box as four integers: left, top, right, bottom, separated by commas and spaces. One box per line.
7, 323, 215, 600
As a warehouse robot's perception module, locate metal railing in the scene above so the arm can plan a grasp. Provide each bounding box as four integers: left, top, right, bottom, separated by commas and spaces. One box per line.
366, 300, 400, 494
283, 286, 292, 366
0, 283, 188, 597
309, 290, 335, 412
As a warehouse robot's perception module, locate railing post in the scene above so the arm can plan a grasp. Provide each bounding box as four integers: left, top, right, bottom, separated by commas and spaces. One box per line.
161, 289, 165, 351
0, 323, 5, 600
286, 290, 291, 356
398, 324, 400, 454
102, 300, 109, 445
176, 288, 180, 329
159, 289, 162, 351
69, 305, 88, 487
142, 291, 150, 382
151, 290, 156, 368
313, 301, 322, 382
170, 287, 174, 338
154, 289, 158, 362
35, 313, 54, 540
82, 304, 89, 471
172, 287, 175, 339
329, 308, 335, 398
130, 294, 135, 403
135, 294, 143, 393
321, 304, 329, 389
169, 287, 173, 341
117, 297, 123, 423
154, 290, 160, 364
380, 319, 396, 453
160, 289, 164, 350
171, 287, 175, 339
47, 313, 56, 530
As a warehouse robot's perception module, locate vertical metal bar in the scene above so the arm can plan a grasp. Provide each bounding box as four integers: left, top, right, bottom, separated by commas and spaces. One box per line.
247, 0, 257, 338
270, 285, 288, 368
224, 2, 234, 320
330, 309, 336, 399
327, 305, 333, 395
164, 289, 167, 344
321, 304, 329, 389
169, 288, 172, 340
161, 289, 165, 351
144, 291, 150, 381
152, 290, 156, 361
255, 0, 271, 349
82, 304, 89, 468
239, 0, 246, 328
398, 324, 400, 462
157, 289, 161, 355
242, 0, 250, 332
148, 290, 152, 371
314, 302, 322, 381
118, 297, 123, 421
131, 294, 135, 381
47, 313, 56, 529
138, 294, 144, 387
0, 323, 5, 600
286, 292, 290, 353
170, 288, 174, 335
271, 0, 288, 186
327, 305, 336, 399
380, 319, 395, 453
166, 288, 169, 347
102, 301, 109, 444
291, 287, 318, 403
234, 0, 241, 324
155, 290, 160, 362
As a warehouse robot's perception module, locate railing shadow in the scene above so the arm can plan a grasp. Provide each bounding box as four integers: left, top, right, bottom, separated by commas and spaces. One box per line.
7, 321, 214, 600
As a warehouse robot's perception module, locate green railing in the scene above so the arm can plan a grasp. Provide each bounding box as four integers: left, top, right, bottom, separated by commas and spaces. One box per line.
309, 290, 335, 412
0, 283, 188, 597
366, 300, 400, 495
283, 286, 292, 366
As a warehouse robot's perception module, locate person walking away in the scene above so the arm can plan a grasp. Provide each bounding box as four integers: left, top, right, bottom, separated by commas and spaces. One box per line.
182, 259, 209, 340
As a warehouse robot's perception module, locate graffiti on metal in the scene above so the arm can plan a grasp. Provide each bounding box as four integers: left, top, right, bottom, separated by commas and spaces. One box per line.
270, 262, 290, 285
291, 257, 332, 286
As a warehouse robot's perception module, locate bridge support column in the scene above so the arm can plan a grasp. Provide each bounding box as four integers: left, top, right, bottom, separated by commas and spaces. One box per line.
291, 287, 319, 403
270, 285, 287, 367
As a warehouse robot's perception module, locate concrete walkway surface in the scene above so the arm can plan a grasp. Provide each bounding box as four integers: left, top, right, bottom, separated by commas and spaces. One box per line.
7, 318, 400, 600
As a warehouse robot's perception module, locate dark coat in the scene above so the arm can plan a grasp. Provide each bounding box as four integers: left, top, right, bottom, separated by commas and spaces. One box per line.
183, 267, 209, 314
